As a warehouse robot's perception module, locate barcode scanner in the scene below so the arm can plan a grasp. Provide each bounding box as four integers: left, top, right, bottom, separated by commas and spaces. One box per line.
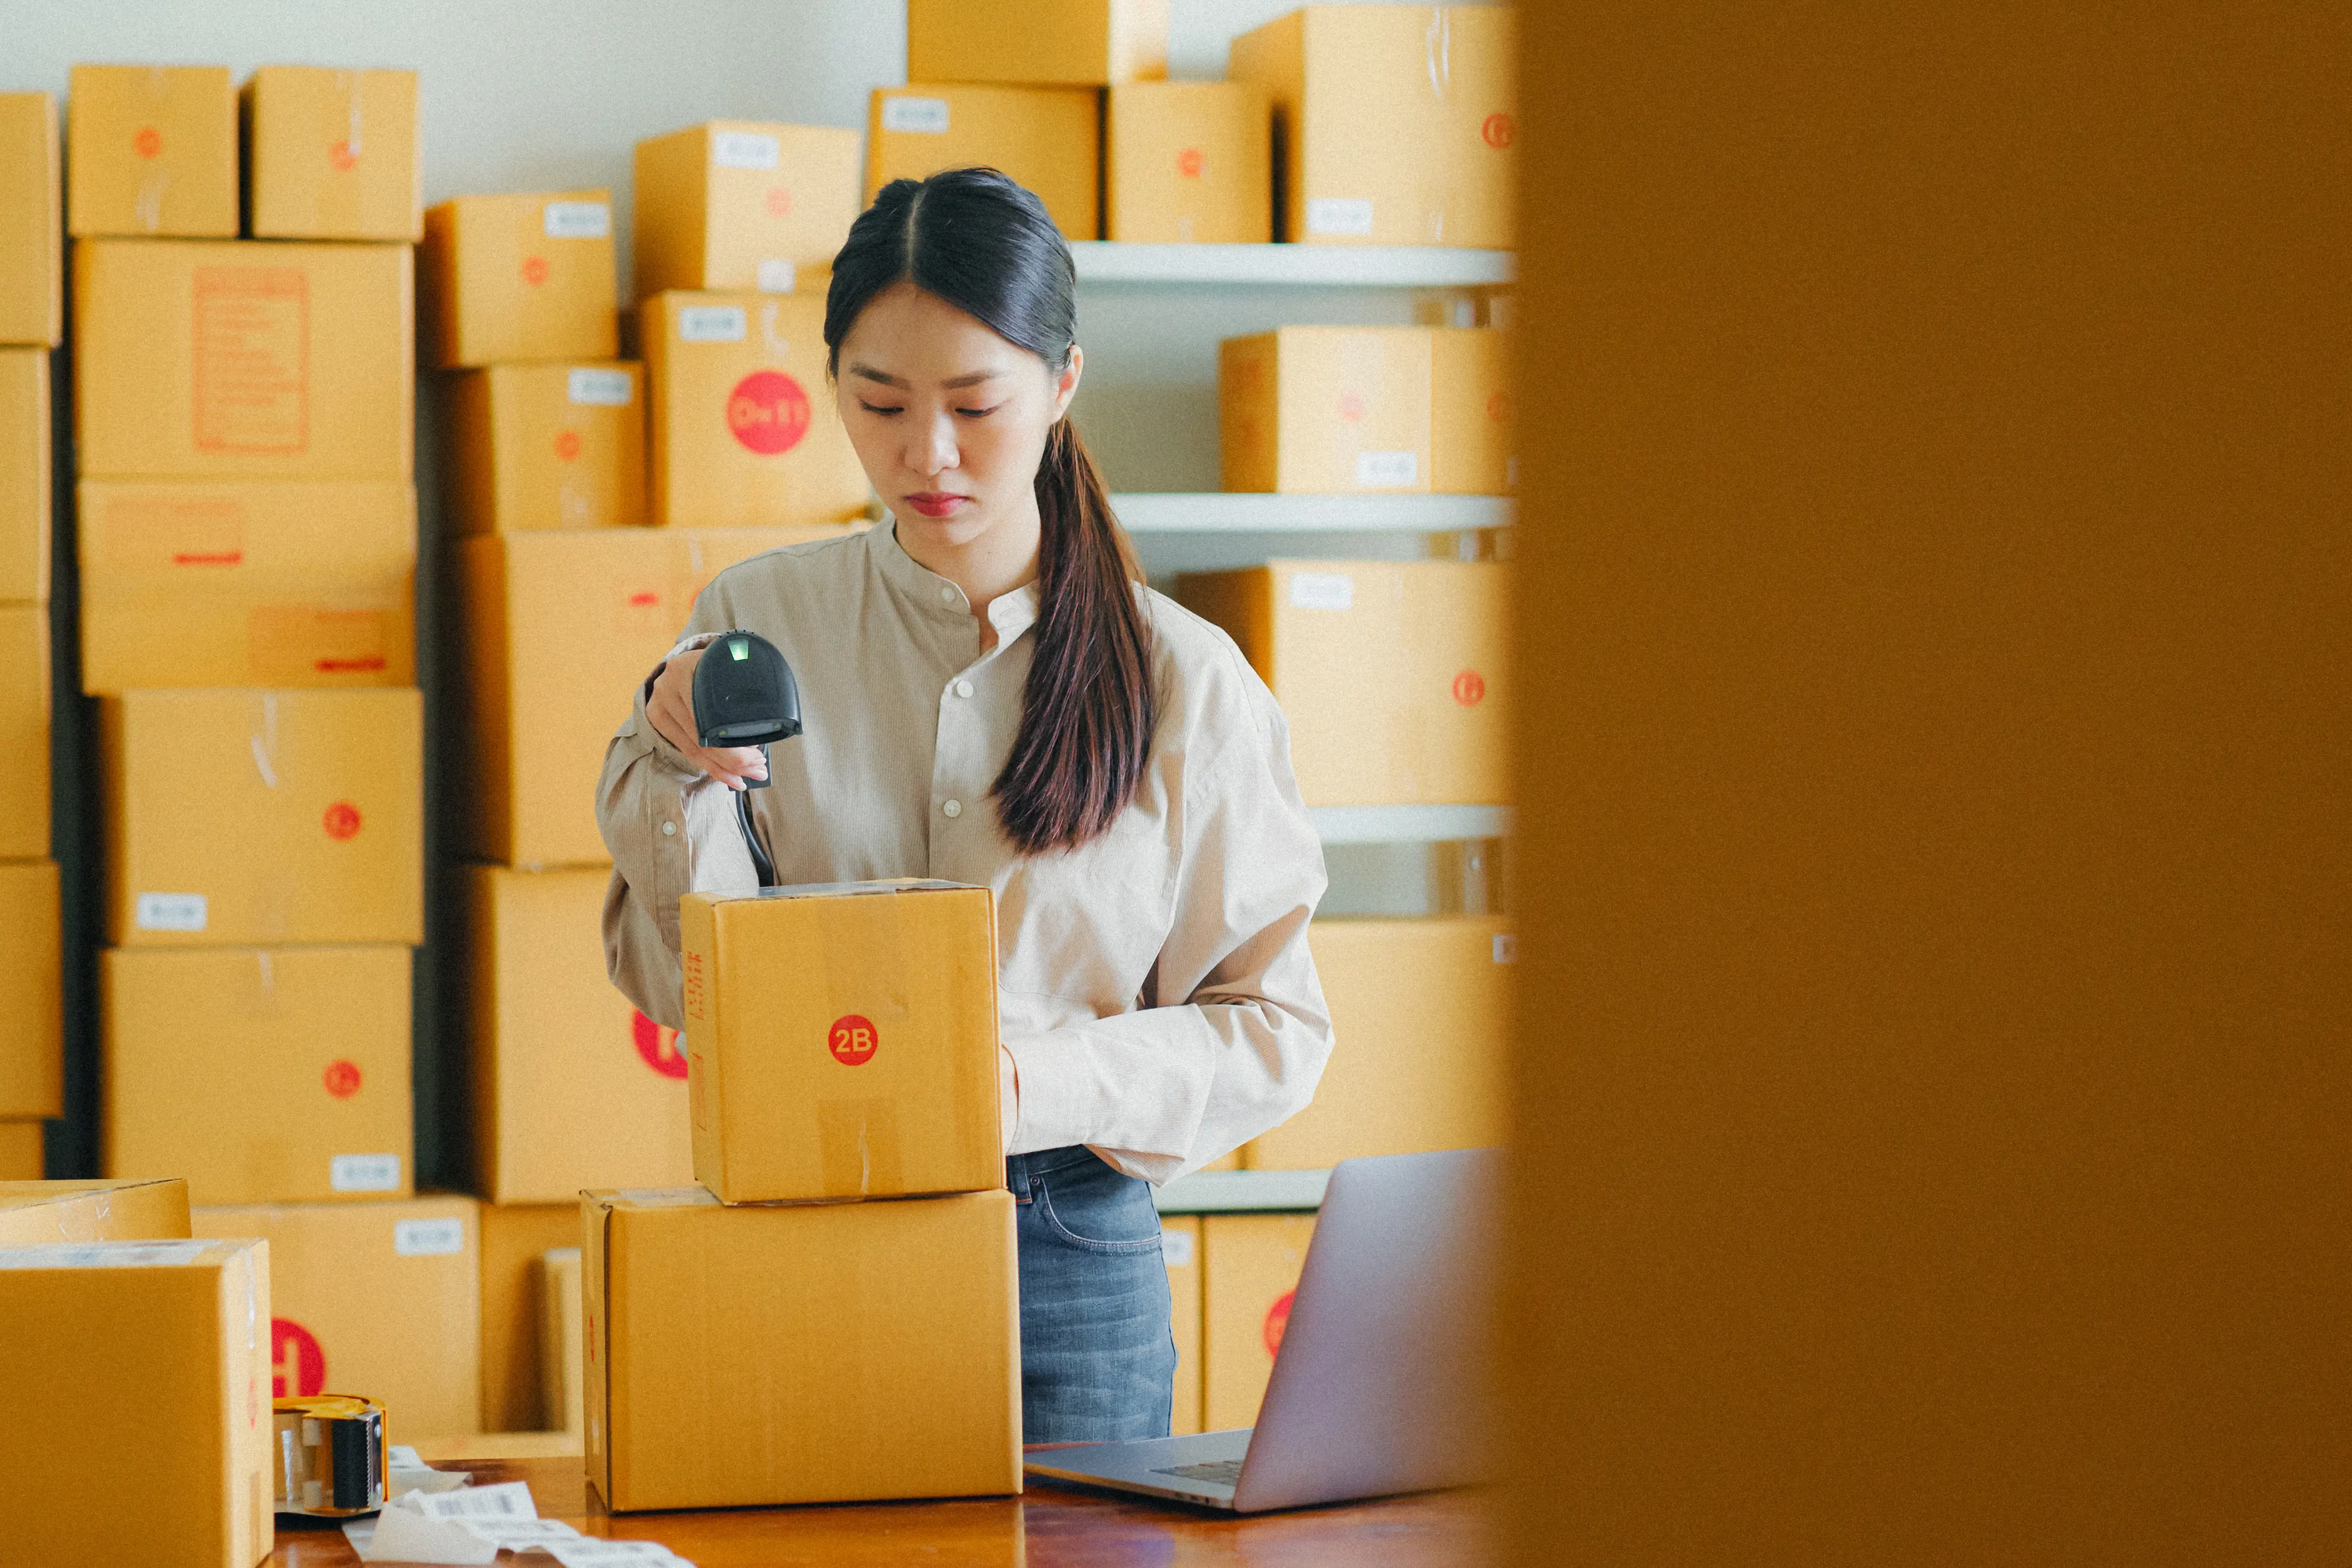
691, 629, 800, 888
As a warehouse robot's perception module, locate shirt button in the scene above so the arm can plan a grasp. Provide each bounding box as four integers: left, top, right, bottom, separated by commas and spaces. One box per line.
942, 799, 963, 819
661, 820, 677, 837
939, 585, 958, 606
953, 679, 973, 698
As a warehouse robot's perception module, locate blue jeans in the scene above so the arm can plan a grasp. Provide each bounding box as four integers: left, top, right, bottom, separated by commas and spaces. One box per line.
1008, 1146, 1176, 1443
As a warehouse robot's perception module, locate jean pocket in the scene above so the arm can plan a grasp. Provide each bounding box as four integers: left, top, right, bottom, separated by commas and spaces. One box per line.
1033, 1161, 1164, 1255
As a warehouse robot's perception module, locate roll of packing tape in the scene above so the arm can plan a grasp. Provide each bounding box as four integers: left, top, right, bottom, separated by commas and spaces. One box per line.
273, 1393, 386, 1516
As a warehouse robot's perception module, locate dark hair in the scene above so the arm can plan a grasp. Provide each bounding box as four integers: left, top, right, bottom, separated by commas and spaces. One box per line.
824, 168, 1155, 856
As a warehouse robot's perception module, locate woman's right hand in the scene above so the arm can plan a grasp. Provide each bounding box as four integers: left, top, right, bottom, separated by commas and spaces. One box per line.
645, 647, 769, 791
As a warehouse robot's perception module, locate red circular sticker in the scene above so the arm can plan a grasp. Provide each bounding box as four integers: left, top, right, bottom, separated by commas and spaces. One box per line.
273, 1318, 326, 1399
553, 429, 582, 462
322, 1059, 362, 1099
1337, 392, 1367, 422
1486, 391, 1512, 424
1177, 146, 1205, 179
134, 126, 163, 159
828, 1014, 878, 1066
765, 187, 793, 217
521, 254, 550, 286
329, 139, 358, 172
1483, 113, 1516, 149
1263, 1290, 1295, 1356
728, 371, 811, 455
632, 1011, 688, 1079
1452, 669, 1487, 707
322, 802, 362, 841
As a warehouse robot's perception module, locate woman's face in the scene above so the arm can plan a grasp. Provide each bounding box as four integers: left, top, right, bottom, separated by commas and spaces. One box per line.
835, 281, 1082, 554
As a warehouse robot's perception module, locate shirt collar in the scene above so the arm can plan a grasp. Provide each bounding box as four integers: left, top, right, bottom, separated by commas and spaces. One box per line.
873, 517, 1042, 642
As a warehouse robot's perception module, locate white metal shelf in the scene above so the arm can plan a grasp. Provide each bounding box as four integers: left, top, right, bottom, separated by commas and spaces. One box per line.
1070, 242, 1515, 288
1112, 492, 1512, 534
1308, 806, 1513, 845
1154, 1168, 1330, 1214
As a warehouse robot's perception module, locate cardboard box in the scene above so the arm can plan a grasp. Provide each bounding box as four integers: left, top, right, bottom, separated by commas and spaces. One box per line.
540, 1246, 583, 1435
585, 1187, 1022, 1511
100, 688, 424, 948
465, 865, 693, 1204
0, 606, 49, 860
77, 480, 415, 692
1244, 917, 1512, 1170
1431, 326, 1515, 494
865, 85, 1102, 242
1163, 1214, 1203, 1435
633, 122, 860, 298
0, 348, 50, 602
458, 525, 856, 866
0, 1120, 38, 1179
1231, 5, 1516, 248
0, 1236, 272, 1568
65, 64, 238, 238
74, 238, 414, 481
1221, 326, 1433, 494
0, 1177, 189, 1242
908, 0, 1169, 86
242, 66, 421, 242
0, 92, 61, 345
478, 1202, 581, 1431
1105, 82, 1271, 245
1176, 560, 1509, 806
1202, 1211, 1317, 1431
420, 191, 618, 369
191, 1196, 479, 1438
103, 946, 413, 1207
643, 289, 869, 528
451, 363, 645, 533
0, 861, 60, 1120
680, 880, 1001, 1205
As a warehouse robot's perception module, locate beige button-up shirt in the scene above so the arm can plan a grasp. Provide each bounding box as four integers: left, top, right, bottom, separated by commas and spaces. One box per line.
597, 522, 1333, 1183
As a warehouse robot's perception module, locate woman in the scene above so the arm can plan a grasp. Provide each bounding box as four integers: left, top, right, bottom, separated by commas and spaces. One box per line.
597, 168, 1332, 1443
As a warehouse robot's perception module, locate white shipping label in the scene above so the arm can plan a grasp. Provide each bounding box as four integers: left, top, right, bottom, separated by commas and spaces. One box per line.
677, 305, 748, 343
567, 368, 633, 406
134, 892, 207, 932
710, 130, 780, 169
393, 1217, 465, 1257
881, 95, 951, 134
406, 1480, 537, 1520
549, 1540, 690, 1567
0, 1241, 212, 1269
1493, 933, 1518, 965
1356, 450, 1420, 488
1288, 571, 1356, 612
543, 201, 612, 239
330, 1153, 402, 1193
1306, 196, 1375, 236
755, 258, 797, 293
1159, 1228, 1194, 1267
468, 1519, 581, 1547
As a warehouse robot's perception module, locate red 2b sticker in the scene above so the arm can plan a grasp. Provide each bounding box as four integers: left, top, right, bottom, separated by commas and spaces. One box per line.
828, 1014, 877, 1066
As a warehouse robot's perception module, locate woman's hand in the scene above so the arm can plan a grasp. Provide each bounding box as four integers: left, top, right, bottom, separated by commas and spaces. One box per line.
645, 648, 769, 791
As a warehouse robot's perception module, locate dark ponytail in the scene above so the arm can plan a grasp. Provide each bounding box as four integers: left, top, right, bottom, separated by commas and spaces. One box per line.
824, 168, 1155, 855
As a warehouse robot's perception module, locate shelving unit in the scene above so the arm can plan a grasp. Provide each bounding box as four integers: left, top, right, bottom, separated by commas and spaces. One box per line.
1154, 1168, 1330, 1214
1307, 806, 1514, 845
1071, 242, 1515, 289
1111, 493, 1513, 535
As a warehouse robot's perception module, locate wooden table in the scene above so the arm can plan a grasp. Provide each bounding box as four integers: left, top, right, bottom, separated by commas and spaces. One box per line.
263, 1454, 1490, 1566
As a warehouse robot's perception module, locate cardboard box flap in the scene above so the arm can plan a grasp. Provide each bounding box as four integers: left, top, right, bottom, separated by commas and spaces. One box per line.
699, 877, 977, 907
0, 1237, 242, 1269
0, 1178, 192, 1243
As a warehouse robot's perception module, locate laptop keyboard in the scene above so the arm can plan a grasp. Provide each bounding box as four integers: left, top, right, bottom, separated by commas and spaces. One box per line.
1152, 1458, 1245, 1487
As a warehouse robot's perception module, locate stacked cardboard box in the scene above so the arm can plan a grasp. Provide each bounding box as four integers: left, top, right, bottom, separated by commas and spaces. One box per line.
431, 161, 871, 1432
582, 881, 1021, 1512
63, 63, 448, 1445
0, 92, 61, 1172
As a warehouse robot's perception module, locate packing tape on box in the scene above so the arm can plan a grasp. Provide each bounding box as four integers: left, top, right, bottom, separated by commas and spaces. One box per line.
818, 1099, 905, 1198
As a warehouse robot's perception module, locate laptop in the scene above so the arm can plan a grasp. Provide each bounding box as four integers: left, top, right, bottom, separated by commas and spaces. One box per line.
1024, 1146, 1503, 1513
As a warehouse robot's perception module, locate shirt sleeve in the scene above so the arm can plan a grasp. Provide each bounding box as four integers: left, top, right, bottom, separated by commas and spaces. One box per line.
1001, 680, 1334, 1184
599, 607, 759, 1029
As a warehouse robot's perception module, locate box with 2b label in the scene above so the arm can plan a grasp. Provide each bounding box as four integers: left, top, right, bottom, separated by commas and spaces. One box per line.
679, 880, 1003, 1205
420, 190, 617, 369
